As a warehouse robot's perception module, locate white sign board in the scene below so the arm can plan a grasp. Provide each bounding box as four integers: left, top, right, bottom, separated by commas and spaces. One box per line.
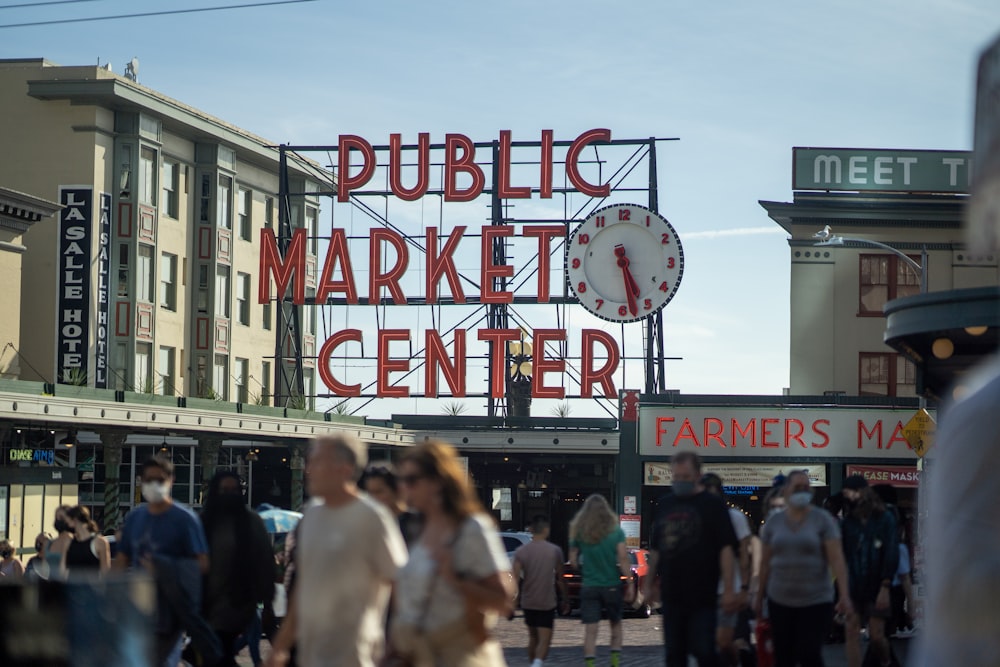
644, 462, 827, 487
623, 495, 637, 514
620, 515, 641, 547
639, 406, 921, 459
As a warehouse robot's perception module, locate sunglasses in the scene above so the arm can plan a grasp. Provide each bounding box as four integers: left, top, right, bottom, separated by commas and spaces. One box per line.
398, 473, 426, 486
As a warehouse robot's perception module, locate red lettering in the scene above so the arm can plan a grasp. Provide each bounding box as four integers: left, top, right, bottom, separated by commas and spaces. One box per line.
886, 421, 910, 450
377, 329, 410, 398
811, 419, 830, 448
425, 226, 466, 304
317, 330, 362, 397
732, 419, 756, 447
258, 227, 305, 305
565, 129, 612, 197
785, 419, 807, 448
761, 419, 780, 447
369, 229, 409, 304
315, 228, 358, 304
673, 418, 701, 448
497, 130, 531, 199
478, 329, 521, 399
531, 329, 566, 400
539, 129, 553, 199
481, 226, 515, 304
704, 418, 726, 448
521, 225, 564, 303
858, 420, 883, 449
337, 134, 376, 202
424, 330, 466, 397
580, 329, 619, 398
656, 417, 675, 447
389, 132, 430, 201
444, 133, 485, 202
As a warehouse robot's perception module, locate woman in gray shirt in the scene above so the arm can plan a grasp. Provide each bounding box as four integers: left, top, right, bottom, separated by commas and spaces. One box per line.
754, 471, 853, 667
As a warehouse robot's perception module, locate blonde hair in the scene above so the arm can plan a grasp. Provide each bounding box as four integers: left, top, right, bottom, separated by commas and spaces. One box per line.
569, 494, 618, 545
401, 440, 484, 521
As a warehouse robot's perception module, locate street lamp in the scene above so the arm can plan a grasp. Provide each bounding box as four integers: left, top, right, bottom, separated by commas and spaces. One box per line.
814, 232, 927, 294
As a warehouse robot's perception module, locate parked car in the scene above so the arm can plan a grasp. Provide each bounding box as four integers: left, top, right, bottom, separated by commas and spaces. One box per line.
500, 531, 533, 560
562, 547, 655, 618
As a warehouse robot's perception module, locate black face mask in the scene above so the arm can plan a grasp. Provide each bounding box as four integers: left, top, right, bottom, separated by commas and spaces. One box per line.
54, 519, 73, 534
1, 550, 12, 559
214, 494, 245, 511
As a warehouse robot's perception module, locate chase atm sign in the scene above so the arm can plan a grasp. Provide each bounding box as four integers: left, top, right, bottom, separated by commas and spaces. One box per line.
793, 148, 973, 194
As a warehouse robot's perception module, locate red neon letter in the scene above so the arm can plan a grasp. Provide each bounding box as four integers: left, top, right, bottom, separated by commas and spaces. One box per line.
886, 421, 909, 450
656, 417, 675, 447
426, 226, 466, 304
858, 420, 882, 449
580, 329, 619, 398
481, 225, 515, 304
317, 330, 362, 397
539, 129, 553, 199
566, 128, 611, 197
315, 228, 358, 304
811, 420, 830, 448
785, 419, 807, 448
497, 130, 531, 199
521, 225, 564, 303
389, 133, 430, 201
732, 419, 756, 447
258, 227, 306, 305
444, 133, 485, 202
478, 329, 521, 399
425, 329, 466, 397
369, 229, 409, 304
674, 419, 702, 448
531, 329, 566, 400
337, 134, 376, 202
761, 419, 780, 447
704, 418, 726, 448
377, 329, 410, 398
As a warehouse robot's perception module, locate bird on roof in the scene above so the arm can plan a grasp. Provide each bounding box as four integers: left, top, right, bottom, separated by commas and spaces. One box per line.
813, 225, 832, 240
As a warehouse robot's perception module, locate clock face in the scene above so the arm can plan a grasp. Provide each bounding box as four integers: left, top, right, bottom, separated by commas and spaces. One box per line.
565, 203, 684, 323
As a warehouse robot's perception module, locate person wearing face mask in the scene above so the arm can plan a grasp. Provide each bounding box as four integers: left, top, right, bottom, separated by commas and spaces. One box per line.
114, 454, 221, 667
755, 470, 852, 667
644, 452, 739, 667
0, 539, 24, 579
47, 504, 75, 575
840, 474, 899, 667
25, 532, 52, 581
61, 505, 111, 577
198, 470, 275, 667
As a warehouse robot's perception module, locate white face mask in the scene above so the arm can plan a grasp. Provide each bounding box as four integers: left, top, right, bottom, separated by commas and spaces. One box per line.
789, 491, 813, 509
141, 481, 171, 504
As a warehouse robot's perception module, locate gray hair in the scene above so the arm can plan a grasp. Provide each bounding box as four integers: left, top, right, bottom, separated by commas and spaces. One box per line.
314, 433, 368, 479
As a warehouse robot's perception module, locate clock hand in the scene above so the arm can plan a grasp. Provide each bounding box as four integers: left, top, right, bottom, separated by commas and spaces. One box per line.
614, 245, 640, 316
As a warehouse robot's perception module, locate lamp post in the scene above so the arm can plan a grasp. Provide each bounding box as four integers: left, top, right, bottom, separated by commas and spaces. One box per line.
814, 233, 927, 294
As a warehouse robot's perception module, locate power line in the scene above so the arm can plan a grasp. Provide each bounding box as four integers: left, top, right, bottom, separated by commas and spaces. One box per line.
0, 0, 105, 10
0, 0, 317, 28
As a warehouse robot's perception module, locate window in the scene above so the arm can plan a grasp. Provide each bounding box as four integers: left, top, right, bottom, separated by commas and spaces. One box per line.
261, 361, 271, 405
161, 159, 179, 218
213, 354, 228, 400
217, 175, 232, 228
859, 353, 917, 396
112, 342, 128, 391
859, 254, 920, 316
200, 174, 211, 223
264, 196, 274, 229
196, 354, 208, 397
159, 346, 176, 396
137, 245, 154, 303
160, 253, 177, 310
117, 243, 129, 297
139, 146, 157, 205
238, 188, 252, 240
215, 265, 230, 318
237, 272, 251, 325
135, 342, 152, 393
197, 264, 209, 313
303, 369, 314, 411
306, 206, 318, 254
235, 358, 249, 403
262, 301, 272, 331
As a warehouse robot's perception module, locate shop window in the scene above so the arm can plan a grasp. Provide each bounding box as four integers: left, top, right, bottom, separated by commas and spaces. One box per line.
859, 352, 917, 396
859, 254, 920, 316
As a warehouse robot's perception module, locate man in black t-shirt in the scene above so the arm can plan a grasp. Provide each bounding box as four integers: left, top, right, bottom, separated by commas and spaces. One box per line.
643, 452, 738, 667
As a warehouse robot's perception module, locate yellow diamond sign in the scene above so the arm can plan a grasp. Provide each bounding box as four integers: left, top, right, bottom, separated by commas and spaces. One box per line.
903, 408, 936, 458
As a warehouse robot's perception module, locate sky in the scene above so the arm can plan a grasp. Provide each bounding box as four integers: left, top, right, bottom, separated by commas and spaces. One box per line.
2, 0, 998, 419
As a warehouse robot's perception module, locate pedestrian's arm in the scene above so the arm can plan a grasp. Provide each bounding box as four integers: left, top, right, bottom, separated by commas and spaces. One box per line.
96, 536, 111, 574
719, 543, 735, 595
112, 551, 130, 572
755, 542, 771, 615
511, 558, 522, 605
738, 535, 752, 592
555, 559, 568, 601
569, 545, 580, 570
197, 553, 210, 575
617, 541, 631, 578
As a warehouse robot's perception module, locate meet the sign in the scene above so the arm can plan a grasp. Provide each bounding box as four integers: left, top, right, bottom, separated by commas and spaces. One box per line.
56, 187, 93, 385
639, 406, 924, 459
793, 148, 973, 193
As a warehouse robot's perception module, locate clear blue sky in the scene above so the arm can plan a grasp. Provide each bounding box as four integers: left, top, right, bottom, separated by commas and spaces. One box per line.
2, 0, 997, 418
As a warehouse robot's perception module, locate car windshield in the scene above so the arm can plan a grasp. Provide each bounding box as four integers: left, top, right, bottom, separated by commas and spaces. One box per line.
629, 552, 638, 565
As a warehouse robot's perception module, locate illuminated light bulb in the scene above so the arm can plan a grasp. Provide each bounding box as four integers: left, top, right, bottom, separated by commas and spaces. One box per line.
965, 326, 988, 336
932, 338, 954, 360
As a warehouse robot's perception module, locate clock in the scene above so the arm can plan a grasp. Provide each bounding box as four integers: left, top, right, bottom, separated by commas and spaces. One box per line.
565, 203, 684, 323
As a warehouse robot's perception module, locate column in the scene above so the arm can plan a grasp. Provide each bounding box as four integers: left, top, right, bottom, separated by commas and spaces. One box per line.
198, 437, 222, 502
100, 431, 128, 530
289, 441, 306, 511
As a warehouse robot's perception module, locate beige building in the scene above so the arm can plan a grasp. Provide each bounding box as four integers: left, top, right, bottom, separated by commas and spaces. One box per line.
762, 147, 997, 397
0, 58, 322, 405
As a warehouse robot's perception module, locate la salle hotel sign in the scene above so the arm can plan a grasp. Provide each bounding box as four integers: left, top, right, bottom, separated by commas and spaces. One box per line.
260, 129, 643, 400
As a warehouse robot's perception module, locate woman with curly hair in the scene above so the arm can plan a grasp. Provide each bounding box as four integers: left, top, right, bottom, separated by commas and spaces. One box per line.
569, 494, 631, 667
389, 440, 513, 666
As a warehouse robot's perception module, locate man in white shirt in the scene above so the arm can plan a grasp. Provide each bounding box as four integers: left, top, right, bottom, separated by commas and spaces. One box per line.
266, 434, 408, 667
702, 473, 752, 667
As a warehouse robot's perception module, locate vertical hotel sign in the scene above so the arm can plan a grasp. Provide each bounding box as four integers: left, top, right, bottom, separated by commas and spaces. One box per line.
56, 187, 92, 384
95, 193, 111, 387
